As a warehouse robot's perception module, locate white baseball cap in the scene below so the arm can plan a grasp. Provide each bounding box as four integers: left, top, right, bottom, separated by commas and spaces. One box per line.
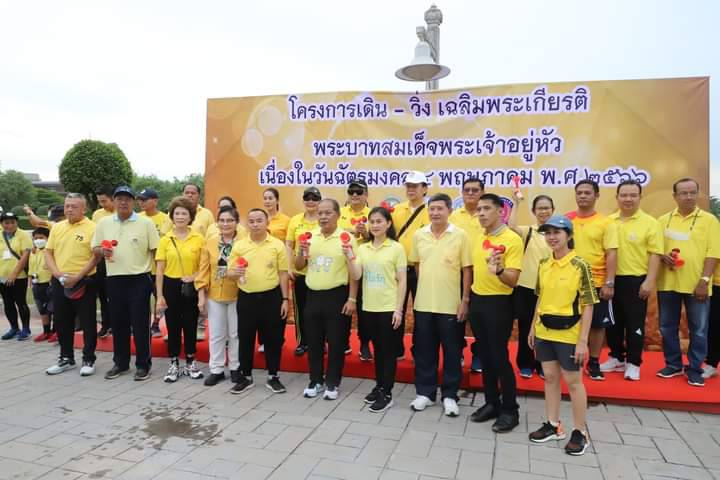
404, 171, 429, 185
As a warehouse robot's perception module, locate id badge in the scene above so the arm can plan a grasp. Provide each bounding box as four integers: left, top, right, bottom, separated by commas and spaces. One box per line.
664, 229, 690, 242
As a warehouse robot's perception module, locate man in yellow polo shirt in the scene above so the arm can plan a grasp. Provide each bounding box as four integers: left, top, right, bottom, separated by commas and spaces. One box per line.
93, 186, 160, 381
228, 208, 290, 394
468, 193, 523, 432
339, 179, 372, 359
449, 176, 485, 373
408, 193, 472, 417
44, 193, 101, 377
184, 183, 215, 236
93, 187, 115, 339
601, 180, 663, 381
391, 171, 430, 359
565, 179, 618, 381
656, 178, 720, 387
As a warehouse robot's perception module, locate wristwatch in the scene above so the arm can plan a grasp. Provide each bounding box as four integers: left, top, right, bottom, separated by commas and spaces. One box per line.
701, 276, 711, 283
604, 280, 615, 287
495, 267, 505, 276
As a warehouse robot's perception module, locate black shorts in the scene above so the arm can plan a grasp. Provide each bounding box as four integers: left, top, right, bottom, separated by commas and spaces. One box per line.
535, 339, 580, 371
32, 282, 52, 315
592, 288, 614, 328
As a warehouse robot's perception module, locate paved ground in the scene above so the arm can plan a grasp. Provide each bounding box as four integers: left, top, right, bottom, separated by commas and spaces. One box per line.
1, 322, 720, 479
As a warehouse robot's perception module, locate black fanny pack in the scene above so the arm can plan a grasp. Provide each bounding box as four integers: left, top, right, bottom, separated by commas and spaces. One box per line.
540, 314, 580, 330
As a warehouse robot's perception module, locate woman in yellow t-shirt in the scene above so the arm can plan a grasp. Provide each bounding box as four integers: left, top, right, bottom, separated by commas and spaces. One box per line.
508, 191, 555, 379
348, 206, 407, 413
528, 216, 598, 456
156, 197, 206, 383
263, 188, 290, 241
0, 212, 32, 340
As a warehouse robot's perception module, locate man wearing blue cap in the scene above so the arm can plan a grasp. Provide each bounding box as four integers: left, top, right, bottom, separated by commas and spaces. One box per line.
93, 186, 160, 381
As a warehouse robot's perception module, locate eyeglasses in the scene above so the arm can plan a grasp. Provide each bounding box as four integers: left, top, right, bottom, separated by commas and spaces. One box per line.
303, 194, 321, 202
347, 188, 366, 196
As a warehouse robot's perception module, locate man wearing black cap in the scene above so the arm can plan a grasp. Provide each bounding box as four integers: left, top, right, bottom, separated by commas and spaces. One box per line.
93, 186, 160, 380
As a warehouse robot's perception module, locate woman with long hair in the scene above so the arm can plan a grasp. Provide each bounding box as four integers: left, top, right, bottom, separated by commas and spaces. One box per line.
263, 188, 290, 241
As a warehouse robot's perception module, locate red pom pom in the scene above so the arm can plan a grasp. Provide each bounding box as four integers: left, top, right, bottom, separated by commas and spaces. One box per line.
111, 239, 118, 247
351, 218, 358, 226
101, 240, 113, 249
304, 231, 312, 239
237, 257, 248, 268
340, 232, 351, 243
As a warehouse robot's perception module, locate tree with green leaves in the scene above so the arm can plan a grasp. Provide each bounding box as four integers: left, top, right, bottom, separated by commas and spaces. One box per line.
0, 169, 38, 210
711, 196, 720, 219
59, 139, 133, 210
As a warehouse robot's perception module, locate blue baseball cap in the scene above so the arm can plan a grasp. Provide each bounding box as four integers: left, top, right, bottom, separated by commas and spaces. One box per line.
539, 215, 573, 235
138, 188, 159, 200
113, 185, 135, 199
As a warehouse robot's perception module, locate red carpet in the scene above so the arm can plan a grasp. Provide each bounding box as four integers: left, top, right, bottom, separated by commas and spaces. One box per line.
81, 325, 720, 413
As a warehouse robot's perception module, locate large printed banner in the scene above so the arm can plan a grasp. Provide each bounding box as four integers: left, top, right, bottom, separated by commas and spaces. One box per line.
205, 77, 708, 223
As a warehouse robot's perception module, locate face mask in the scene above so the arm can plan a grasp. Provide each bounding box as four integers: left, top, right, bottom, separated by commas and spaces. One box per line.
34, 239, 47, 249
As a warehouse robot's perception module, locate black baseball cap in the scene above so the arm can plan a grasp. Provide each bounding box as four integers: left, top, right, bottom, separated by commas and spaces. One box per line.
138, 188, 159, 200
348, 179, 368, 190
113, 186, 135, 199
303, 187, 321, 199
0, 211, 18, 222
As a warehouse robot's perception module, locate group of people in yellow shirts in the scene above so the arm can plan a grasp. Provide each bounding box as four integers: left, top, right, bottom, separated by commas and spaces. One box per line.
2, 173, 718, 457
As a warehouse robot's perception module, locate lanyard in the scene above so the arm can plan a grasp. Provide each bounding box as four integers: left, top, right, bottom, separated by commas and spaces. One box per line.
666, 209, 700, 232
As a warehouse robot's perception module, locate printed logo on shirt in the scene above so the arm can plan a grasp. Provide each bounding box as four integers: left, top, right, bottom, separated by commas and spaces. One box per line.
310, 255, 333, 273
364, 264, 385, 288
75, 234, 84, 242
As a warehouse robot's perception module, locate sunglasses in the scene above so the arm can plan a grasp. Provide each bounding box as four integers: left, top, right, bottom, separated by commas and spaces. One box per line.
303, 194, 321, 202
347, 188, 366, 196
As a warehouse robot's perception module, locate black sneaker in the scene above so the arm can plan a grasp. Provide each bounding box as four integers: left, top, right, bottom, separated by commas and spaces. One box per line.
294, 344, 308, 356
204, 372, 225, 386
529, 421, 567, 443
104, 365, 129, 380
470, 404, 498, 423
230, 376, 254, 394
230, 369, 240, 383
586, 362, 604, 381
565, 429, 588, 456
134, 368, 151, 381
656, 366, 683, 378
492, 413, 519, 433
369, 394, 393, 413
266, 376, 286, 393
364, 386, 381, 404
359, 343, 373, 362
687, 369, 705, 387
98, 327, 111, 338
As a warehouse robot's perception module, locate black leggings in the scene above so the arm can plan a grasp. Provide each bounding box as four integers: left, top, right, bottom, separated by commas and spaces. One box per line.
0, 278, 30, 330
163, 276, 199, 359
512, 286, 540, 370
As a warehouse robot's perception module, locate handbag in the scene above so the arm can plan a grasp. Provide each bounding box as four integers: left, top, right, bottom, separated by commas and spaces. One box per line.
540, 314, 580, 330
170, 237, 196, 298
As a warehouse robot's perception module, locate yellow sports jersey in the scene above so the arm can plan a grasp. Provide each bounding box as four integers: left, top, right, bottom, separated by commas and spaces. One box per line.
391, 201, 430, 256
339, 205, 371, 244
92, 213, 160, 276
229, 234, 288, 294
0, 230, 32, 279
516, 225, 552, 290
409, 224, 472, 315
657, 207, 720, 294
155, 230, 205, 279
609, 209, 664, 277
29, 248, 52, 283
268, 212, 291, 241
91, 208, 114, 223
190, 205, 215, 236
45, 218, 97, 276
356, 239, 407, 312
450, 206, 483, 247
305, 228, 357, 291
286, 213, 319, 275
471, 227, 523, 296
535, 251, 599, 344
566, 211, 618, 287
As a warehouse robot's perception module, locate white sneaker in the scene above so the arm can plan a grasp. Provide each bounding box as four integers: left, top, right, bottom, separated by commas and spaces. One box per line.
46, 357, 76, 375
410, 395, 434, 412
164, 361, 180, 383
323, 387, 339, 400
702, 365, 718, 379
600, 357, 625, 373
624, 363, 641, 381
185, 360, 204, 379
79, 361, 95, 377
443, 398, 459, 417
303, 382, 325, 398
258, 344, 265, 353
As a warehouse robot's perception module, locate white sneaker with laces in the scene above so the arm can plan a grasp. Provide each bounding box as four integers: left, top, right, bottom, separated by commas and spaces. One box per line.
186, 360, 204, 379
323, 387, 339, 400
702, 365, 718, 379
600, 357, 625, 372
443, 398, 459, 417
46, 358, 76, 375
80, 361, 95, 377
164, 361, 180, 383
410, 395, 434, 412
303, 382, 324, 398
624, 363, 640, 381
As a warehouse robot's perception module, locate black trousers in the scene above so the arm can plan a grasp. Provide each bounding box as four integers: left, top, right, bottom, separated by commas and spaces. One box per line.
237, 287, 285, 376
470, 293, 518, 414
413, 310, 462, 401
96, 259, 110, 329
706, 286, 720, 367
52, 276, 97, 362
293, 275, 309, 346
607, 275, 647, 366
163, 276, 198, 359
0, 278, 30, 330
399, 267, 418, 356
107, 274, 152, 370
305, 286, 352, 388
512, 286, 540, 370
366, 311, 397, 393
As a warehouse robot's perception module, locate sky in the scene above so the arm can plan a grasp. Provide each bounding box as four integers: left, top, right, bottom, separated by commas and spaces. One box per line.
0, 0, 718, 193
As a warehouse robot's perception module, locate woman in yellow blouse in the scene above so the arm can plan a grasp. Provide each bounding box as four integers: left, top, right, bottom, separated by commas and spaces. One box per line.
0, 212, 33, 340
195, 206, 241, 387
156, 197, 206, 383
263, 188, 290, 241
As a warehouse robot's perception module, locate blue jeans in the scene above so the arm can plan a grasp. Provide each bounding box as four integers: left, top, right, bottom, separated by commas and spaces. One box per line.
658, 291, 710, 373
413, 311, 462, 401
